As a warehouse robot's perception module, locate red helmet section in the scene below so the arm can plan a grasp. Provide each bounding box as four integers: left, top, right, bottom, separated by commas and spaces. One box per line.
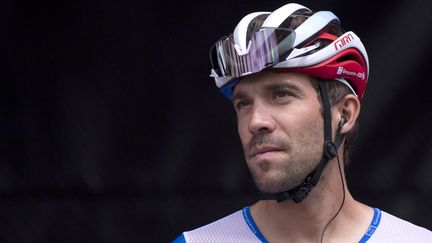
276, 32, 368, 99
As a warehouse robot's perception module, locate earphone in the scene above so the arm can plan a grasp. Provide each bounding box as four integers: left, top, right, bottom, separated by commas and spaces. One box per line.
338, 116, 347, 128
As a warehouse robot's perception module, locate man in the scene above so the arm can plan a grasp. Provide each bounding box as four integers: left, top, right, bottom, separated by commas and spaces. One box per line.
174, 3, 432, 242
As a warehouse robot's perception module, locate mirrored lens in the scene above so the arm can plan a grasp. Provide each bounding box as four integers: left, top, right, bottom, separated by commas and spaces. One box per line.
210, 28, 295, 78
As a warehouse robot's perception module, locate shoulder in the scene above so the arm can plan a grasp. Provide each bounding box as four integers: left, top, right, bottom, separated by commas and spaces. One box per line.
173, 208, 262, 243
370, 210, 432, 242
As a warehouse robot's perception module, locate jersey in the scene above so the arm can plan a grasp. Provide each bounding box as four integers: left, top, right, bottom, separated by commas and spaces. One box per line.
173, 207, 432, 243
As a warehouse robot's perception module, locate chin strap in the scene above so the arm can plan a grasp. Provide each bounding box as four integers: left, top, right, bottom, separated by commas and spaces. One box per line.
261, 80, 346, 203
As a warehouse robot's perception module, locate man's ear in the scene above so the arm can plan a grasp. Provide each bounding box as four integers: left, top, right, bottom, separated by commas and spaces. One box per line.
334, 94, 361, 134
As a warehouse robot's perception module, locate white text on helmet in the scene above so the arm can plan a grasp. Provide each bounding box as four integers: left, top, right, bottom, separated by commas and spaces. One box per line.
336, 67, 365, 80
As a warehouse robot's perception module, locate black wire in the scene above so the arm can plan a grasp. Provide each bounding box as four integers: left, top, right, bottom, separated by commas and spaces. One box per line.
319, 149, 346, 243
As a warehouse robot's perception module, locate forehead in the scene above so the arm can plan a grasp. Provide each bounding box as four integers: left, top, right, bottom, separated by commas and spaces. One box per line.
232, 71, 315, 97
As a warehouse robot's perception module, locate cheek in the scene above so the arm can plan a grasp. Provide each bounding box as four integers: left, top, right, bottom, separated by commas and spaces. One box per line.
294, 116, 324, 148
279, 107, 323, 140
237, 118, 250, 145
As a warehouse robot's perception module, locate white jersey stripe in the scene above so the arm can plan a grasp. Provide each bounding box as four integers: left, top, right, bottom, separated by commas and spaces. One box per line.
174, 207, 432, 242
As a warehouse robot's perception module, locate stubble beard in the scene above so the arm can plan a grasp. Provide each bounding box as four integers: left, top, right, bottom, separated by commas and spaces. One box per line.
244, 131, 323, 194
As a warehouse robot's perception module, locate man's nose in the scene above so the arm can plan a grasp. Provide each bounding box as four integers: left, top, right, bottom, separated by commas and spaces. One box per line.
248, 103, 276, 135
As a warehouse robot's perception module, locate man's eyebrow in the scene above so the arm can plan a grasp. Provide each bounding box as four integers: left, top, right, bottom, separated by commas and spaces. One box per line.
263, 82, 303, 95
231, 91, 249, 103
232, 82, 304, 102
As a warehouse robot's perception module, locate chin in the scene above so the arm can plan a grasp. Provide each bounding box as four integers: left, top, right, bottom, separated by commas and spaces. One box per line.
254, 176, 288, 194
253, 171, 306, 194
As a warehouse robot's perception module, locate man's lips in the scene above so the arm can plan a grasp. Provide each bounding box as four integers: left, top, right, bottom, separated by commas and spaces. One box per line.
249, 146, 284, 158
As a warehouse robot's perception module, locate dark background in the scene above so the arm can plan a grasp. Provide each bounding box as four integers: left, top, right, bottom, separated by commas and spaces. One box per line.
2, 0, 432, 242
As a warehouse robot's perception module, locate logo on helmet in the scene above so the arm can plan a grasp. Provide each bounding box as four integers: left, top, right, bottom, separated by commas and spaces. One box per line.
334, 33, 354, 50
337, 67, 365, 80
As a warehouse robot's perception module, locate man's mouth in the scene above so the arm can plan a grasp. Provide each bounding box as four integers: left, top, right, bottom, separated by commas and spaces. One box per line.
250, 146, 284, 158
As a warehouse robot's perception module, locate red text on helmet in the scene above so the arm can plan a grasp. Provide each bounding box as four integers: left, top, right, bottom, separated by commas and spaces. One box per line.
334, 33, 354, 50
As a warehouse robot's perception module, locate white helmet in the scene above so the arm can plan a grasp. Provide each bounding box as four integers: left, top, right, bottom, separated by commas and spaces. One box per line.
209, 3, 369, 99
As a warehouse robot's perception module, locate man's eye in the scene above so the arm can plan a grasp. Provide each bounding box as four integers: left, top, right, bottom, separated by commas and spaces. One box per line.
235, 100, 251, 110
274, 90, 290, 99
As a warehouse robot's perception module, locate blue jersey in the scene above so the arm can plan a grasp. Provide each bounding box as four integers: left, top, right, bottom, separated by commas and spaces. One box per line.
173, 207, 432, 242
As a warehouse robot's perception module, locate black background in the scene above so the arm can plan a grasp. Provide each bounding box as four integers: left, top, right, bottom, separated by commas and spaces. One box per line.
2, 0, 432, 242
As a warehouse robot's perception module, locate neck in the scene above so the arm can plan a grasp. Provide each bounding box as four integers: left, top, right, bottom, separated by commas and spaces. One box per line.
250, 157, 373, 243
